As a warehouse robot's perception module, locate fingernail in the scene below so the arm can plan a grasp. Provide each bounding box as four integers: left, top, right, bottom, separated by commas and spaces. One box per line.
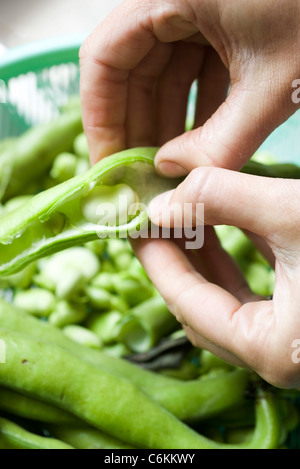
156, 161, 188, 178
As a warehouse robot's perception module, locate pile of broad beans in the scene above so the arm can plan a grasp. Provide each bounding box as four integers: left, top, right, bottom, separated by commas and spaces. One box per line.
0, 100, 299, 449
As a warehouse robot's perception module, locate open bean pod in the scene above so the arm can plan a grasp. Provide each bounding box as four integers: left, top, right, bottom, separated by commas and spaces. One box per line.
0, 148, 180, 277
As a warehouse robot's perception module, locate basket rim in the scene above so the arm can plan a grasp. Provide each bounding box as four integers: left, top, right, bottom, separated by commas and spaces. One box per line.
0, 33, 86, 82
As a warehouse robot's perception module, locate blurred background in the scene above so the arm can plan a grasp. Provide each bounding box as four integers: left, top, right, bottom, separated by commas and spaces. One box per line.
0, 0, 123, 49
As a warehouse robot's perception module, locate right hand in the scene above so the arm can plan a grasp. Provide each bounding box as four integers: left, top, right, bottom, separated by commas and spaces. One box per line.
79, 0, 300, 173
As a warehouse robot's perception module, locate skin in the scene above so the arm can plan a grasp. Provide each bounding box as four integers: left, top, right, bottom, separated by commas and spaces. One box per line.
79, 0, 300, 388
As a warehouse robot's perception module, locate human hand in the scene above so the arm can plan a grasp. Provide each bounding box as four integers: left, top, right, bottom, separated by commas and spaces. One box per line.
79, 0, 300, 171
133, 167, 300, 389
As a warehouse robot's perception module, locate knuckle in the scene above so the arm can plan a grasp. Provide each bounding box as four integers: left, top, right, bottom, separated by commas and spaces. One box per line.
184, 166, 216, 204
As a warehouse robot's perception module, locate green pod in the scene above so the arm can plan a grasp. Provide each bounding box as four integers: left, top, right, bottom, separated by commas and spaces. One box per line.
199, 349, 234, 374
240, 159, 276, 177
0, 298, 249, 422
116, 295, 179, 353
224, 427, 254, 445
0, 387, 78, 424
0, 261, 37, 290
267, 163, 300, 179
215, 225, 255, 264
0, 109, 83, 202
48, 424, 135, 449
241, 159, 300, 179
0, 327, 220, 449
86, 310, 124, 344
0, 147, 180, 277
0, 416, 74, 449
0, 327, 281, 449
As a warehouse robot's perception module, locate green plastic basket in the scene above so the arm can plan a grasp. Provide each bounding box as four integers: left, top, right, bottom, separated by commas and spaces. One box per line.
0, 34, 85, 139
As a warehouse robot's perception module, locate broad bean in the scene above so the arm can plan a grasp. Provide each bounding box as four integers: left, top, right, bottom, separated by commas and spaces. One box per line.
0, 298, 249, 422
0, 416, 74, 449
0, 108, 83, 201
0, 148, 179, 276
0, 387, 78, 424
47, 424, 135, 449
116, 295, 179, 353
0, 327, 281, 449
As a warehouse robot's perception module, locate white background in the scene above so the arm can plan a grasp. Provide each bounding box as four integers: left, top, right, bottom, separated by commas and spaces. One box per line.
0, 0, 123, 48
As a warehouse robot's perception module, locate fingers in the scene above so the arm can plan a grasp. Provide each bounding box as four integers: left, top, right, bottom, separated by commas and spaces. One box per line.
79, 0, 200, 164
154, 42, 204, 146
79, 1, 157, 163
148, 167, 300, 243
125, 42, 173, 148
242, 230, 276, 269
154, 78, 294, 177
132, 236, 273, 372
182, 325, 247, 369
193, 47, 230, 128
194, 226, 258, 303
164, 226, 256, 303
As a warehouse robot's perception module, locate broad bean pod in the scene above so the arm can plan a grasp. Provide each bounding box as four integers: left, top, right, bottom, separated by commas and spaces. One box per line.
0, 148, 180, 276
0, 298, 249, 422
0, 108, 83, 202
0, 327, 281, 449
115, 295, 181, 353
0, 387, 78, 424
0, 416, 74, 449
1, 147, 299, 277
47, 424, 135, 449
240, 159, 300, 178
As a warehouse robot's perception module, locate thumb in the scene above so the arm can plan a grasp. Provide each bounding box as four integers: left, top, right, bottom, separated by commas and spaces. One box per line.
154, 81, 294, 177
148, 166, 300, 243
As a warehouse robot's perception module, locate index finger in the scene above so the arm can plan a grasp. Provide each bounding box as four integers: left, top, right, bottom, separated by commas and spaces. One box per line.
79, 0, 200, 164
79, 2, 156, 163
